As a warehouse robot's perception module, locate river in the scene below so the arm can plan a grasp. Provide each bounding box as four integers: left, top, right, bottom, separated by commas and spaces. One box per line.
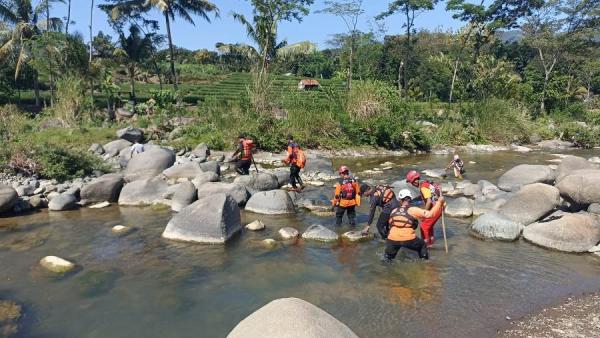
1, 149, 599, 337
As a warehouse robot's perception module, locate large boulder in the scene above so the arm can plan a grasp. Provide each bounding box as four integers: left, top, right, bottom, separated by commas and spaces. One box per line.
556, 155, 594, 181
445, 197, 473, 217
198, 160, 220, 176
302, 224, 339, 242
196, 182, 248, 206
272, 170, 290, 187
80, 174, 124, 203
125, 147, 176, 182
478, 180, 500, 196
167, 181, 197, 212
118, 178, 169, 206
48, 193, 77, 211
103, 139, 132, 157
162, 193, 241, 244
470, 212, 523, 241
191, 143, 210, 162
472, 198, 507, 216
303, 156, 335, 179
163, 161, 205, 180
497, 164, 555, 192
0, 185, 18, 213
498, 183, 560, 225
228, 298, 358, 338
537, 139, 575, 149
523, 212, 600, 252
555, 169, 600, 205
234, 172, 279, 191
245, 190, 295, 215
191, 172, 220, 188
116, 127, 143, 143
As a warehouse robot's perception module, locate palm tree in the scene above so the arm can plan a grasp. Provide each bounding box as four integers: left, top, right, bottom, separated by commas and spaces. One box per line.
115, 25, 157, 102
102, 0, 219, 90
0, 0, 61, 107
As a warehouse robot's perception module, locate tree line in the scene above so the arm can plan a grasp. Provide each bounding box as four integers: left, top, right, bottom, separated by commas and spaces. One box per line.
0, 0, 598, 116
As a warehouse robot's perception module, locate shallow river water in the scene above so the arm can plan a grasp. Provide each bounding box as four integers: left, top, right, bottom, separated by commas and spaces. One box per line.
1, 149, 600, 338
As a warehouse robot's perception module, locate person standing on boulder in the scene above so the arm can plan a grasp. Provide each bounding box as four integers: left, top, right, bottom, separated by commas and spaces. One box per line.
406, 170, 443, 247
361, 184, 399, 239
283, 136, 306, 191
332, 166, 361, 226
232, 135, 255, 175
384, 189, 445, 262
445, 154, 465, 179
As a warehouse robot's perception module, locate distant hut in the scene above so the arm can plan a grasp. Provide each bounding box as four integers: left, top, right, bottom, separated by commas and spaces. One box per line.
298, 79, 320, 90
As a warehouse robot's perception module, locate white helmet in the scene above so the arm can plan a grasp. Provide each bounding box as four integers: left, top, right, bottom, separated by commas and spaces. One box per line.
397, 189, 413, 200
454, 154, 460, 160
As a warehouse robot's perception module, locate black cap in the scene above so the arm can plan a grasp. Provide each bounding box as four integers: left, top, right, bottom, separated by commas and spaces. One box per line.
360, 183, 370, 194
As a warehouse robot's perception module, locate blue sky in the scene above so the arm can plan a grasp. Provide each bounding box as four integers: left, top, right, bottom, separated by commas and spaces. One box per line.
56, 0, 465, 50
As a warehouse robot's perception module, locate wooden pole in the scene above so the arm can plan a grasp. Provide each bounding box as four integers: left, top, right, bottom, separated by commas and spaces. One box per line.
440, 189, 449, 253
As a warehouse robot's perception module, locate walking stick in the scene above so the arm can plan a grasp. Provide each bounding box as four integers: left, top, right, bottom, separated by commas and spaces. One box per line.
251, 155, 259, 173
440, 189, 449, 253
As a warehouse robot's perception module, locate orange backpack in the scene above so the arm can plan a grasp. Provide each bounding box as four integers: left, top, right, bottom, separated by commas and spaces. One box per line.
295, 148, 306, 169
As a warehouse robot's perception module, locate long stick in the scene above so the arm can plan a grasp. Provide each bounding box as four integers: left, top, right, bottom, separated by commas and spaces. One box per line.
440, 189, 449, 253
251, 155, 259, 173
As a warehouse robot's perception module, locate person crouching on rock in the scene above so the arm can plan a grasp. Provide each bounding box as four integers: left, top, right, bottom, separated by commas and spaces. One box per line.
384, 189, 445, 262
332, 166, 361, 226
283, 135, 306, 191
406, 170, 443, 247
361, 184, 399, 239
231, 134, 255, 175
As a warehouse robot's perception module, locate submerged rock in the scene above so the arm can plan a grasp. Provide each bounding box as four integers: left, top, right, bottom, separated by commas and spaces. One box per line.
302, 224, 339, 242
227, 298, 359, 338
111, 225, 133, 234
470, 212, 523, 241
262, 238, 277, 248
497, 164, 555, 192
422, 168, 447, 179
279, 227, 299, 240
40, 256, 76, 274
89, 201, 111, 209
246, 220, 265, 231
498, 183, 560, 225
0, 300, 22, 337
523, 212, 600, 252
342, 231, 370, 242
162, 193, 242, 244
245, 190, 295, 215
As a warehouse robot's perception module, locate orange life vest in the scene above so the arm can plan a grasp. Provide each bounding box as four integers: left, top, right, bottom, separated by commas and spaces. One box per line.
241, 139, 255, 160
333, 176, 360, 207
374, 186, 395, 206
286, 144, 306, 169
388, 206, 418, 241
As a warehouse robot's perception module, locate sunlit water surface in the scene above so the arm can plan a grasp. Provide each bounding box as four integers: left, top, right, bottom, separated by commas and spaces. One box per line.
1, 149, 599, 338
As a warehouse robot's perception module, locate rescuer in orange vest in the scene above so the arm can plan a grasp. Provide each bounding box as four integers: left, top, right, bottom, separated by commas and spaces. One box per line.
231, 134, 255, 175
332, 166, 361, 226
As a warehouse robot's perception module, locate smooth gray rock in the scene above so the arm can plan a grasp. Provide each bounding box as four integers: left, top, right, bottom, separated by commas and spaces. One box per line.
0, 185, 19, 213
16, 185, 35, 197
473, 198, 507, 216
191, 143, 210, 162
303, 156, 335, 178
227, 298, 359, 338
118, 178, 169, 206
470, 212, 523, 241
498, 164, 555, 191
198, 160, 220, 176
302, 224, 339, 242
88, 143, 105, 155
461, 182, 480, 197
163, 162, 205, 180
125, 147, 176, 182
196, 182, 248, 206
422, 168, 447, 179
162, 193, 241, 244
523, 212, 600, 252
103, 139, 132, 157
478, 180, 499, 196
498, 183, 560, 225
116, 127, 143, 143
273, 170, 290, 187
80, 174, 124, 203
342, 231, 371, 242
589, 203, 600, 214
246, 220, 265, 231
245, 190, 295, 214
234, 172, 279, 191
445, 197, 473, 217
29, 194, 45, 208
191, 172, 220, 188
279, 227, 299, 240
168, 181, 197, 212
556, 155, 594, 181
48, 193, 77, 211
555, 169, 600, 205
537, 139, 575, 149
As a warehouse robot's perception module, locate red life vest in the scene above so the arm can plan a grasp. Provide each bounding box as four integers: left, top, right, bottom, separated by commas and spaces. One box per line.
421, 180, 441, 204
241, 139, 255, 160
339, 177, 357, 200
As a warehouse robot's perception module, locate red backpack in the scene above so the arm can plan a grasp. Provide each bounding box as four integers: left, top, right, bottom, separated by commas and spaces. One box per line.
340, 178, 357, 200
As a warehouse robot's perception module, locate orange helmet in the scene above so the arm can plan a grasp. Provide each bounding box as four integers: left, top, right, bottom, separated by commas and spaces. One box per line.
406, 170, 421, 183
338, 165, 349, 174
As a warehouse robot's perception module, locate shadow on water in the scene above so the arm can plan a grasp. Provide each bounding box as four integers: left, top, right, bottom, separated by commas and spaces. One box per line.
0, 150, 600, 337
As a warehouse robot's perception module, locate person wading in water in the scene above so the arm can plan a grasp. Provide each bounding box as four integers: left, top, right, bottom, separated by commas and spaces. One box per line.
406, 170, 443, 247
332, 166, 361, 226
384, 189, 445, 262
445, 154, 465, 179
361, 184, 399, 239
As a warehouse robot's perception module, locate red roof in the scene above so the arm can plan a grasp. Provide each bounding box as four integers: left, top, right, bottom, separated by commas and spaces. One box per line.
299, 79, 320, 86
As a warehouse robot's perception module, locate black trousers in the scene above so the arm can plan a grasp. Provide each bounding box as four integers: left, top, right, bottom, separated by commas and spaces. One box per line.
290, 164, 303, 188
376, 212, 392, 239
236, 159, 251, 175
384, 237, 429, 261
335, 206, 356, 226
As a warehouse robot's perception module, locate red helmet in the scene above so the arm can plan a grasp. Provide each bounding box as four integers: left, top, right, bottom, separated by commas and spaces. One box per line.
406, 170, 421, 183
338, 165, 349, 174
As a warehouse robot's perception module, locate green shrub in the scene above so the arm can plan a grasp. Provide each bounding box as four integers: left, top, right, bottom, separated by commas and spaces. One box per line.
557, 122, 600, 148
31, 144, 108, 181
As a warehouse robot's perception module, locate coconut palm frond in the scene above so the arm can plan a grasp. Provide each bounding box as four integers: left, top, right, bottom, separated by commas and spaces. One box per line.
276, 40, 315, 57
0, 2, 19, 24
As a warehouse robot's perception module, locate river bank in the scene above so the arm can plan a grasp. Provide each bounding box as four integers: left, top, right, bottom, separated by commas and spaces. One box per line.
501, 292, 600, 337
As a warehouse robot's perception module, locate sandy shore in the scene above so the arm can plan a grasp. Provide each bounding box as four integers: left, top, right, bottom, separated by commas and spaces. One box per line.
500, 292, 600, 337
